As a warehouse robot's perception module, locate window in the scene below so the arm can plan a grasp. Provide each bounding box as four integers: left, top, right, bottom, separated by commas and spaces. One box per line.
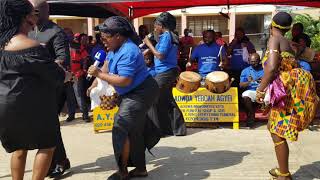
187, 16, 229, 37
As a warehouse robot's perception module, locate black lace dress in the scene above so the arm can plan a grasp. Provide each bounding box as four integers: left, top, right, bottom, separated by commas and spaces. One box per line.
0, 46, 65, 153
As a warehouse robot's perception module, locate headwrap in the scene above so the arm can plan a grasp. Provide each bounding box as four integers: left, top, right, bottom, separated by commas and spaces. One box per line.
154, 12, 176, 31
271, 12, 292, 30
154, 12, 179, 45
98, 16, 141, 45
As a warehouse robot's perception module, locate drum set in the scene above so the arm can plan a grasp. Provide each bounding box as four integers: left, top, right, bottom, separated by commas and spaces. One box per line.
176, 70, 234, 94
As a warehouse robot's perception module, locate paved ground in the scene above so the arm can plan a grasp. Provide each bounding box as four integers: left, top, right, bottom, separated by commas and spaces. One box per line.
1, 117, 320, 180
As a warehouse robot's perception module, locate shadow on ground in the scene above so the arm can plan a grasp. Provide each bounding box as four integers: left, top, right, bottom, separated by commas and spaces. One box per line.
68, 146, 249, 180
0, 170, 31, 179
293, 161, 320, 180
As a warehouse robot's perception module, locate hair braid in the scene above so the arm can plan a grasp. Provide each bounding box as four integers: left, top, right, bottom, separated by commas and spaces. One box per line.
0, 0, 33, 49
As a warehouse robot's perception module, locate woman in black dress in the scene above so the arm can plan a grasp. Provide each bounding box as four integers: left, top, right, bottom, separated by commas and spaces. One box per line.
0, 0, 67, 179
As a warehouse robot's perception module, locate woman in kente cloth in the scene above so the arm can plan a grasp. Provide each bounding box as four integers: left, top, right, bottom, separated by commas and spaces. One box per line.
143, 12, 187, 136
87, 16, 160, 180
0, 0, 68, 179
256, 12, 319, 180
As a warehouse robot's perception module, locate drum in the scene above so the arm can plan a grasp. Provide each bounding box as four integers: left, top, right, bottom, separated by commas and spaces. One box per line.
176, 71, 202, 93
100, 92, 119, 110
205, 71, 233, 93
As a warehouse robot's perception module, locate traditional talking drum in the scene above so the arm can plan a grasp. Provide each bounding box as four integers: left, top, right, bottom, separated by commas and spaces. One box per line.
205, 71, 233, 94
176, 71, 202, 93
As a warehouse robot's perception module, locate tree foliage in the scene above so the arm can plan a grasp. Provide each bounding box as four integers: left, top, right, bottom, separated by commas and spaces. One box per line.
286, 14, 320, 52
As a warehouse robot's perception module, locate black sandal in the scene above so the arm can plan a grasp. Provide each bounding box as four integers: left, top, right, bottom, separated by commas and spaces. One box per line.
128, 168, 148, 178
107, 172, 129, 180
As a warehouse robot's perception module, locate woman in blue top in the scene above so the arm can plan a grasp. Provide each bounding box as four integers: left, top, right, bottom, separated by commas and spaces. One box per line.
87, 17, 160, 180
144, 12, 186, 136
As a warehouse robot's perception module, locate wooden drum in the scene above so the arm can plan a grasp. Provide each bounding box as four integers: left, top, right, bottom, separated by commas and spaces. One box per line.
205, 71, 233, 94
176, 71, 202, 93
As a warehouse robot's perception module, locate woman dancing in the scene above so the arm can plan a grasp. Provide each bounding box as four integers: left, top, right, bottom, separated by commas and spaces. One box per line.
87, 16, 160, 180
143, 12, 186, 136
256, 12, 319, 180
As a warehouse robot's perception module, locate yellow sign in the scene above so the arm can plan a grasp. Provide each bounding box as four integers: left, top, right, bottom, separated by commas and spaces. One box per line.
173, 87, 239, 125
93, 106, 118, 132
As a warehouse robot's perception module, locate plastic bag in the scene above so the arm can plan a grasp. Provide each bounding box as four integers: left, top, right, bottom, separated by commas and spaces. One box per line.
242, 46, 249, 63
90, 78, 116, 110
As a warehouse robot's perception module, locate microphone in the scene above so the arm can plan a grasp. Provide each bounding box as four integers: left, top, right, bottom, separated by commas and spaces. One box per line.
87, 50, 107, 80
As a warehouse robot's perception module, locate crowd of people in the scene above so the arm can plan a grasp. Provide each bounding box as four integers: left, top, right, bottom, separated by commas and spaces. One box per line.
177, 20, 316, 128
0, 0, 318, 180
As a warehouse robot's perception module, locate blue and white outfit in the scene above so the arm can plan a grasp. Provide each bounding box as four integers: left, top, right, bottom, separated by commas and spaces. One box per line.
240, 66, 264, 102
191, 43, 226, 77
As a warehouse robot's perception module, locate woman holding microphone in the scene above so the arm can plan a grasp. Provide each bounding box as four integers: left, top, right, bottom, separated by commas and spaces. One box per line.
143, 12, 186, 136
87, 16, 160, 180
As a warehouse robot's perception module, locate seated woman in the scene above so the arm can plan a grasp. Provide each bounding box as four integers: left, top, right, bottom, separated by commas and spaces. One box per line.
256, 12, 319, 180
87, 16, 160, 180
0, 0, 68, 179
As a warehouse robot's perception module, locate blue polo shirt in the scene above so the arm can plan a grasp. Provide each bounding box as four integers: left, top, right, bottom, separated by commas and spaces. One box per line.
230, 42, 255, 71
191, 43, 226, 77
154, 31, 177, 74
107, 39, 149, 95
147, 66, 156, 77
299, 60, 311, 72
240, 66, 264, 90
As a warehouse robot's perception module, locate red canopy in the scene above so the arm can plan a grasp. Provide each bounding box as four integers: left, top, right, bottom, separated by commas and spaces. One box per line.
107, 0, 320, 18
48, 0, 320, 18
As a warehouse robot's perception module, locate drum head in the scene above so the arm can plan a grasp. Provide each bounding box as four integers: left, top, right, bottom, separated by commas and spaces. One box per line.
206, 71, 229, 83
180, 71, 202, 82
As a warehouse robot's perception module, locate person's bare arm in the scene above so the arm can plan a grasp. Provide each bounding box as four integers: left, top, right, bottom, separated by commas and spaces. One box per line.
143, 37, 164, 60
257, 36, 281, 92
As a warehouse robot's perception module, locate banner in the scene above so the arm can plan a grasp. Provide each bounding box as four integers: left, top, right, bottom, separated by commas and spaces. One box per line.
173, 87, 239, 123
93, 106, 118, 132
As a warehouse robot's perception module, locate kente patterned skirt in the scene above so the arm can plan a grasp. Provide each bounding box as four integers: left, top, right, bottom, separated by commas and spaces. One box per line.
269, 68, 319, 141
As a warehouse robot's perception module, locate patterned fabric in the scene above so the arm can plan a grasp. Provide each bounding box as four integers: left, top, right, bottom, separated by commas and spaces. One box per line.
263, 50, 319, 141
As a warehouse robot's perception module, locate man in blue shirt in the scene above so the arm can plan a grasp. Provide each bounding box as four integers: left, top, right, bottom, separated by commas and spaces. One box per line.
239, 53, 264, 128
228, 28, 256, 87
188, 30, 227, 78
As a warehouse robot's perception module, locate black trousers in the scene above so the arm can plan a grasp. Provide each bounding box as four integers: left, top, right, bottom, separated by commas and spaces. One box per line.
153, 68, 187, 136
51, 84, 68, 166
72, 76, 89, 117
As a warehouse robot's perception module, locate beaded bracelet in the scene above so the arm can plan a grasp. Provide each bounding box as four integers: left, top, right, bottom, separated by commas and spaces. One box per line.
256, 89, 266, 95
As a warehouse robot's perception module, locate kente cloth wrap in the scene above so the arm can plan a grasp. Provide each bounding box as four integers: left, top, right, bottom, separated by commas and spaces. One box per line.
262, 51, 319, 141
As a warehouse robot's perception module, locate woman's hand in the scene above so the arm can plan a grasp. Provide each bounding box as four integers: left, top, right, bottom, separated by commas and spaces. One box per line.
64, 71, 73, 83
88, 65, 101, 78
256, 90, 265, 104
86, 86, 95, 97
143, 36, 152, 48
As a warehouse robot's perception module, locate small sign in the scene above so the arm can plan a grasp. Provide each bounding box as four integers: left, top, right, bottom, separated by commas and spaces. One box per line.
173, 87, 239, 127
93, 106, 118, 132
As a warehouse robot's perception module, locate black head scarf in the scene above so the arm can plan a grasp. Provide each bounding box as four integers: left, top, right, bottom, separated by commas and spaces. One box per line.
272, 12, 292, 30
98, 16, 141, 45
154, 12, 179, 45
155, 12, 176, 31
